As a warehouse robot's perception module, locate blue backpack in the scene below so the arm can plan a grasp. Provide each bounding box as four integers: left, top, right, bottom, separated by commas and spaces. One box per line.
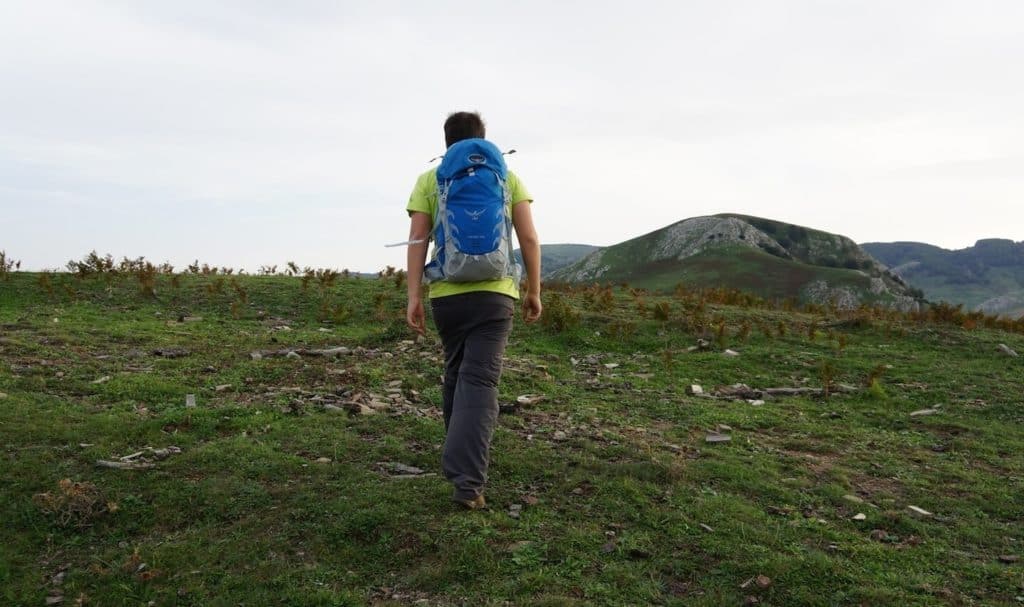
423, 138, 521, 283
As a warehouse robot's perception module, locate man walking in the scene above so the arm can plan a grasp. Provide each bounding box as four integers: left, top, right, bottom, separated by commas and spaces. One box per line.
405, 111, 542, 509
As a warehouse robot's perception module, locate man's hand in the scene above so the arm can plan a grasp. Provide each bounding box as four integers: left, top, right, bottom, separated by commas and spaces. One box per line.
522, 293, 542, 323
407, 296, 426, 335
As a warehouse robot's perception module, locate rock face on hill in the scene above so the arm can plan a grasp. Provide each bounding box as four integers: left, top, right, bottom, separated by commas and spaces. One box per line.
550, 214, 919, 310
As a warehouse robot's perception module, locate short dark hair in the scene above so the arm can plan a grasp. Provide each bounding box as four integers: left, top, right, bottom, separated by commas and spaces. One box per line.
444, 111, 486, 147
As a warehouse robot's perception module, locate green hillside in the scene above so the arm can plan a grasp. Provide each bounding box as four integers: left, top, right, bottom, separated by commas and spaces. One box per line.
1, 267, 1022, 605
551, 214, 916, 309
862, 240, 1024, 318
514, 243, 599, 278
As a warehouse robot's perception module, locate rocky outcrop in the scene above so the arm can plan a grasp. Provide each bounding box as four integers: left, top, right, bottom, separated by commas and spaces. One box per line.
646, 216, 785, 262
550, 213, 920, 309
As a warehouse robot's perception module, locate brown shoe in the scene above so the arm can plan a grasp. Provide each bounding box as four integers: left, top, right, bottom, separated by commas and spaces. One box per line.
454, 494, 486, 510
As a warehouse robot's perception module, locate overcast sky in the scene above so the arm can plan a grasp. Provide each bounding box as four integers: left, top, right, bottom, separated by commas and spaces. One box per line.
2, 1, 1022, 272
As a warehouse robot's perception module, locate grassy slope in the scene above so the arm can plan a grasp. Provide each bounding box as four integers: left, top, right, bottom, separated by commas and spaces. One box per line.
514, 244, 600, 278
716, 214, 866, 268
863, 242, 1024, 312
590, 245, 884, 303
1, 272, 1023, 606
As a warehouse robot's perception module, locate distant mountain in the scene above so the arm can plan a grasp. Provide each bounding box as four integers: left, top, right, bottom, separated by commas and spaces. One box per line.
549, 214, 919, 310
861, 239, 1024, 318
514, 244, 599, 278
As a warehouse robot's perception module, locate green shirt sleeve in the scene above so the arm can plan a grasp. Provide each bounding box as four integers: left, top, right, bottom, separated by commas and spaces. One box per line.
406, 170, 436, 217
507, 172, 532, 205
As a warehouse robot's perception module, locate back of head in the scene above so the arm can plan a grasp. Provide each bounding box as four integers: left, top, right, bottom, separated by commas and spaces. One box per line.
444, 111, 486, 148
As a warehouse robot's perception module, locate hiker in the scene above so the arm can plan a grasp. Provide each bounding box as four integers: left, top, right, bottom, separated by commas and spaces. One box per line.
405, 111, 542, 510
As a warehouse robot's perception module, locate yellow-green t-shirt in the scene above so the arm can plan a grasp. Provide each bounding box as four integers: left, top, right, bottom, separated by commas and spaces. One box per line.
407, 167, 532, 299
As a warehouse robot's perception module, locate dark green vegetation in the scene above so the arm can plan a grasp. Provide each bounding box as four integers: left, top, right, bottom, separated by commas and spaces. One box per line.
550, 214, 916, 309
863, 240, 1024, 319
2, 265, 1023, 606
514, 243, 600, 278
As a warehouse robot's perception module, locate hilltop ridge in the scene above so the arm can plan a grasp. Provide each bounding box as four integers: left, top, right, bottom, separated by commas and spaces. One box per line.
549, 214, 917, 310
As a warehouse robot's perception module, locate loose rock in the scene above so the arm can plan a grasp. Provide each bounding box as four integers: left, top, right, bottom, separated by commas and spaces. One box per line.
152, 348, 190, 358
383, 462, 426, 476
907, 505, 932, 517
90, 376, 111, 385
285, 351, 301, 360
869, 529, 890, 542
96, 460, 155, 470
311, 347, 351, 357
852, 513, 867, 521
997, 343, 1019, 357
517, 394, 545, 406
686, 384, 704, 395
185, 394, 196, 408
998, 554, 1020, 564
705, 432, 731, 444
723, 349, 740, 357
347, 403, 375, 416
910, 408, 939, 417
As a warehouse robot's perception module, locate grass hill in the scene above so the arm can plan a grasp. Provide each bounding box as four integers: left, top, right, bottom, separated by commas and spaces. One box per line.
514, 243, 600, 278
862, 239, 1024, 319
1, 264, 1022, 605
550, 214, 918, 310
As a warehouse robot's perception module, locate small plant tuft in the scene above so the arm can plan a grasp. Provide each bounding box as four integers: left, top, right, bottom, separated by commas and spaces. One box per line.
0, 250, 20, 279
542, 293, 580, 333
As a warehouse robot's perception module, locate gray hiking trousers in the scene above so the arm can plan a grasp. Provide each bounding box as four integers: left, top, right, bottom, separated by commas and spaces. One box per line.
430, 292, 514, 501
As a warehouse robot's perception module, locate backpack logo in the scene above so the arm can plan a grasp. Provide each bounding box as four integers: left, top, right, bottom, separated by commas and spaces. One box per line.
465, 209, 485, 221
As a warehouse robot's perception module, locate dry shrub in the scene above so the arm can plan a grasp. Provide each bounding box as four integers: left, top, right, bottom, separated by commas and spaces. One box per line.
652, 301, 671, 321
0, 250, 20, 278
606, 319, 637, 340
33, 479, 117, 528
542, 293, 580, 333
136, 261, 157, 297
820, 360, 838, 398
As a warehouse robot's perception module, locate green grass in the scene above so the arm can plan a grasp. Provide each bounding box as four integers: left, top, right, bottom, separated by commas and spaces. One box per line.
1, 271, 1022, 605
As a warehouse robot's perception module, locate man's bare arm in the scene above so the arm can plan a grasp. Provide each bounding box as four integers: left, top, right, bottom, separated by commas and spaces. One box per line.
406, 212, 432, 334
511, 201, 542, 323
